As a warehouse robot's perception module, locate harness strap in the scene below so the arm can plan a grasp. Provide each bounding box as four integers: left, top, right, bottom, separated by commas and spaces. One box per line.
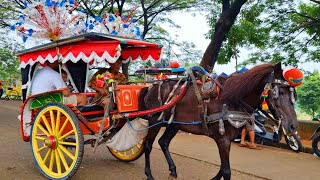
188, 69, 210, 135
157, 79, 183, 121
158, 81, 163, 106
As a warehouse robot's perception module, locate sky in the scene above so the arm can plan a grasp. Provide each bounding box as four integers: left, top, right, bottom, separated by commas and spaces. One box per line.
168, 12, 320, 75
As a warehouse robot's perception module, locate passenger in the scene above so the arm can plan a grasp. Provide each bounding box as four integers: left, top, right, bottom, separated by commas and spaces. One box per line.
88, 60, 126, 108
61, 70, 74, 92
31, 61, 87, 106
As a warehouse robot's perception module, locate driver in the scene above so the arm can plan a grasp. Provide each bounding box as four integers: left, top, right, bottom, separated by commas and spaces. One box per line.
88, 60, 126, 108
31, 61, 87, 106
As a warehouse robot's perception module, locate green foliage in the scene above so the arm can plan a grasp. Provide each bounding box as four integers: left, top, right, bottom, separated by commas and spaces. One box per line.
207, 0, 320, 66
296, 71, 320, 119
0, 47, 20, 79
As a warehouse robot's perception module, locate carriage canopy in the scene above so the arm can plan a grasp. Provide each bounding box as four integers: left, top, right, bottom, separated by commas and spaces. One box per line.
17, 32, 163, 68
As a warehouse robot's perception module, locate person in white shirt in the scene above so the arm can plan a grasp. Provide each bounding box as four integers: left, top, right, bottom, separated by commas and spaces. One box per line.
31, 61, 87, 106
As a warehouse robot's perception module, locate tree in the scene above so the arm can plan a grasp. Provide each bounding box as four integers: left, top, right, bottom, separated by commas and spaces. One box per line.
204, 0, 320, 68
199, 0, 248, 72
0, 47, 20, 80
296, 71, 320, 119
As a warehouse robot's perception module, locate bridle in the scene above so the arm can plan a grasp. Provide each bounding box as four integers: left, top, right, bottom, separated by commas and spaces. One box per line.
261, 72, 297, 129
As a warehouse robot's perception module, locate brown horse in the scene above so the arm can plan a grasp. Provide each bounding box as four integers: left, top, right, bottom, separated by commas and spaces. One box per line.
138, 63, 298, 180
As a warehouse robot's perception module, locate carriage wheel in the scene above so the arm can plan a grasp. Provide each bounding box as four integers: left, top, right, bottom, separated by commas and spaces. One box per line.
108, 139, 145, 162
31, 103, 84, 180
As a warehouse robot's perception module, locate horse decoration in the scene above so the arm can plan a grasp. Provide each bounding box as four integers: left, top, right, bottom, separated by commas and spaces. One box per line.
138, 63, 300, 180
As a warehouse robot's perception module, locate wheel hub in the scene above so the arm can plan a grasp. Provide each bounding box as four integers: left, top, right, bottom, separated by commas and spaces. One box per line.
44, 135, 58, 149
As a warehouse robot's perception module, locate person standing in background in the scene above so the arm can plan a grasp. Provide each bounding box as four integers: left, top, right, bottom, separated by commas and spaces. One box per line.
0, 80, 3, 99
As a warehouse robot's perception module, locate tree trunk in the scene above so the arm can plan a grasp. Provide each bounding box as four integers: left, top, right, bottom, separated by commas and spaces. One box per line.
200, 0, 248, 72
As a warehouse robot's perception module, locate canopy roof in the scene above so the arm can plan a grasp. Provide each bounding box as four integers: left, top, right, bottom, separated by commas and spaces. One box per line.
17, 32, 163, 68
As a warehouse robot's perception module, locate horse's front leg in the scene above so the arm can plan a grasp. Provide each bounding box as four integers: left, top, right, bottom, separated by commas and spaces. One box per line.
212, 138, 232, 180
144, 124, 162, 180
158, 126, 179, 179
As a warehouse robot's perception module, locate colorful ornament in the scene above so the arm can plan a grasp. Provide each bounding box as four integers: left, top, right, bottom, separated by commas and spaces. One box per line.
282, 67, 304, 87
170, 61, 180, 68
95, 71, 115, 87
261, 87, 269, 111
155, 73, 168, 80
11, 0, 85, 42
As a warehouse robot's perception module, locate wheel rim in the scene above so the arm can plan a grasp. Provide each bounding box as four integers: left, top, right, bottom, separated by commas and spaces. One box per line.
109, 139, 144, 161
31, 106, 80, 179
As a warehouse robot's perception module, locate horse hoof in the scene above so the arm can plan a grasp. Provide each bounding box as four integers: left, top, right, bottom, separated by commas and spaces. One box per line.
168, 173, 177, 179
147, 177, 154, 180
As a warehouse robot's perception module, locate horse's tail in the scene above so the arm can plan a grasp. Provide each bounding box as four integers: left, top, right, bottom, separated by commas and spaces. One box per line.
138, 87, 149, 110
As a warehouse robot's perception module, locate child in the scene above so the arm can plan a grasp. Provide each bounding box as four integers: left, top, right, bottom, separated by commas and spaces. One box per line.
61, 70, 74, 92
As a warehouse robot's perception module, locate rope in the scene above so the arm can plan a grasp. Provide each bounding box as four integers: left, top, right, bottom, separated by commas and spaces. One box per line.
126, 119, 202, 132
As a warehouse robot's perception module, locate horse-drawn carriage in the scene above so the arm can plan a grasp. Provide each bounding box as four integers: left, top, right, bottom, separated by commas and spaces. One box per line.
18, 33, 304, 180
18, 32, 171, 179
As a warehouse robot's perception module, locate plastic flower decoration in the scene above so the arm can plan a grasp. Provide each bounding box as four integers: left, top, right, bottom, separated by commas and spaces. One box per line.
95, 71, 115, 87
96, 7, 143, 39
10, 0, 86, 42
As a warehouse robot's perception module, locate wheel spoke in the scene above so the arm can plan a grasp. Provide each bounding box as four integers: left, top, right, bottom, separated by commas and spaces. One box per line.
55, 111, 61, 135
50, 110, 55, 134
57, 147, 69, 170
49, 149, 55, 171
58, 118, 69, 137
58, 145, 75, 161
42, 149, 52, 165
36, 123, 50, 137
55, 149, 62, 174
42, 115, 53, 135
35, 136, 46, 141
37, 145, 47, 153
59, 141, 77, 146
131, 148, 135, 154
59, 130, 75, 140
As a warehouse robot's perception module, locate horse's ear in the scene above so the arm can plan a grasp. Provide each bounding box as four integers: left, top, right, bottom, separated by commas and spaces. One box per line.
273, 62, 283, 79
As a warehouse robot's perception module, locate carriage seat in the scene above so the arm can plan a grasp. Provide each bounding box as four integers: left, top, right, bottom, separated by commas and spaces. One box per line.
76, 105, 105, 121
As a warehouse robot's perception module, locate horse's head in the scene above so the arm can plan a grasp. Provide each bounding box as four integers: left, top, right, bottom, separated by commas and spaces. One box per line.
265, 63, 302, 135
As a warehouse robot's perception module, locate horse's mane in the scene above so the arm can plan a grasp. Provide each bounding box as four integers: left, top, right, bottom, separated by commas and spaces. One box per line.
219, 64, 274, 103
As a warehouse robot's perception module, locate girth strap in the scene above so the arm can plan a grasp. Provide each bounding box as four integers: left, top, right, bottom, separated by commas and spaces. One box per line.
188, 69, 210, 135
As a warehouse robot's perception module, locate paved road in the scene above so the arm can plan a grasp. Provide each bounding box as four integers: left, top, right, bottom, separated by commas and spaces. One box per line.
0, 100, 318, 180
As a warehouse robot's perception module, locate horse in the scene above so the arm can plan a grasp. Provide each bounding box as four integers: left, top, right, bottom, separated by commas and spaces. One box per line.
138, 63, 298, 180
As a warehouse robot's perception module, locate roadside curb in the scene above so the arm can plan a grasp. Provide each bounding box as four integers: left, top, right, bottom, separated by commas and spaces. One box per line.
263, 141, 313, 154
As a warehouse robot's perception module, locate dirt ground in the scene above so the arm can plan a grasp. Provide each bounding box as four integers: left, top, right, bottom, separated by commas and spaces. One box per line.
0, 100, 318, 180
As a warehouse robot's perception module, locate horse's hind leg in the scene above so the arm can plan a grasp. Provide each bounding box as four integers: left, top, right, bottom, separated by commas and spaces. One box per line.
144, 122, 162, 180
158, 125, 179, 179
212, 138, 232, 180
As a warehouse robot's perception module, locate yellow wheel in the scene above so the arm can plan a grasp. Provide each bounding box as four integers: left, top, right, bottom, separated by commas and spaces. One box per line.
108, 139, 145, 162
31, 103, 84, 180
